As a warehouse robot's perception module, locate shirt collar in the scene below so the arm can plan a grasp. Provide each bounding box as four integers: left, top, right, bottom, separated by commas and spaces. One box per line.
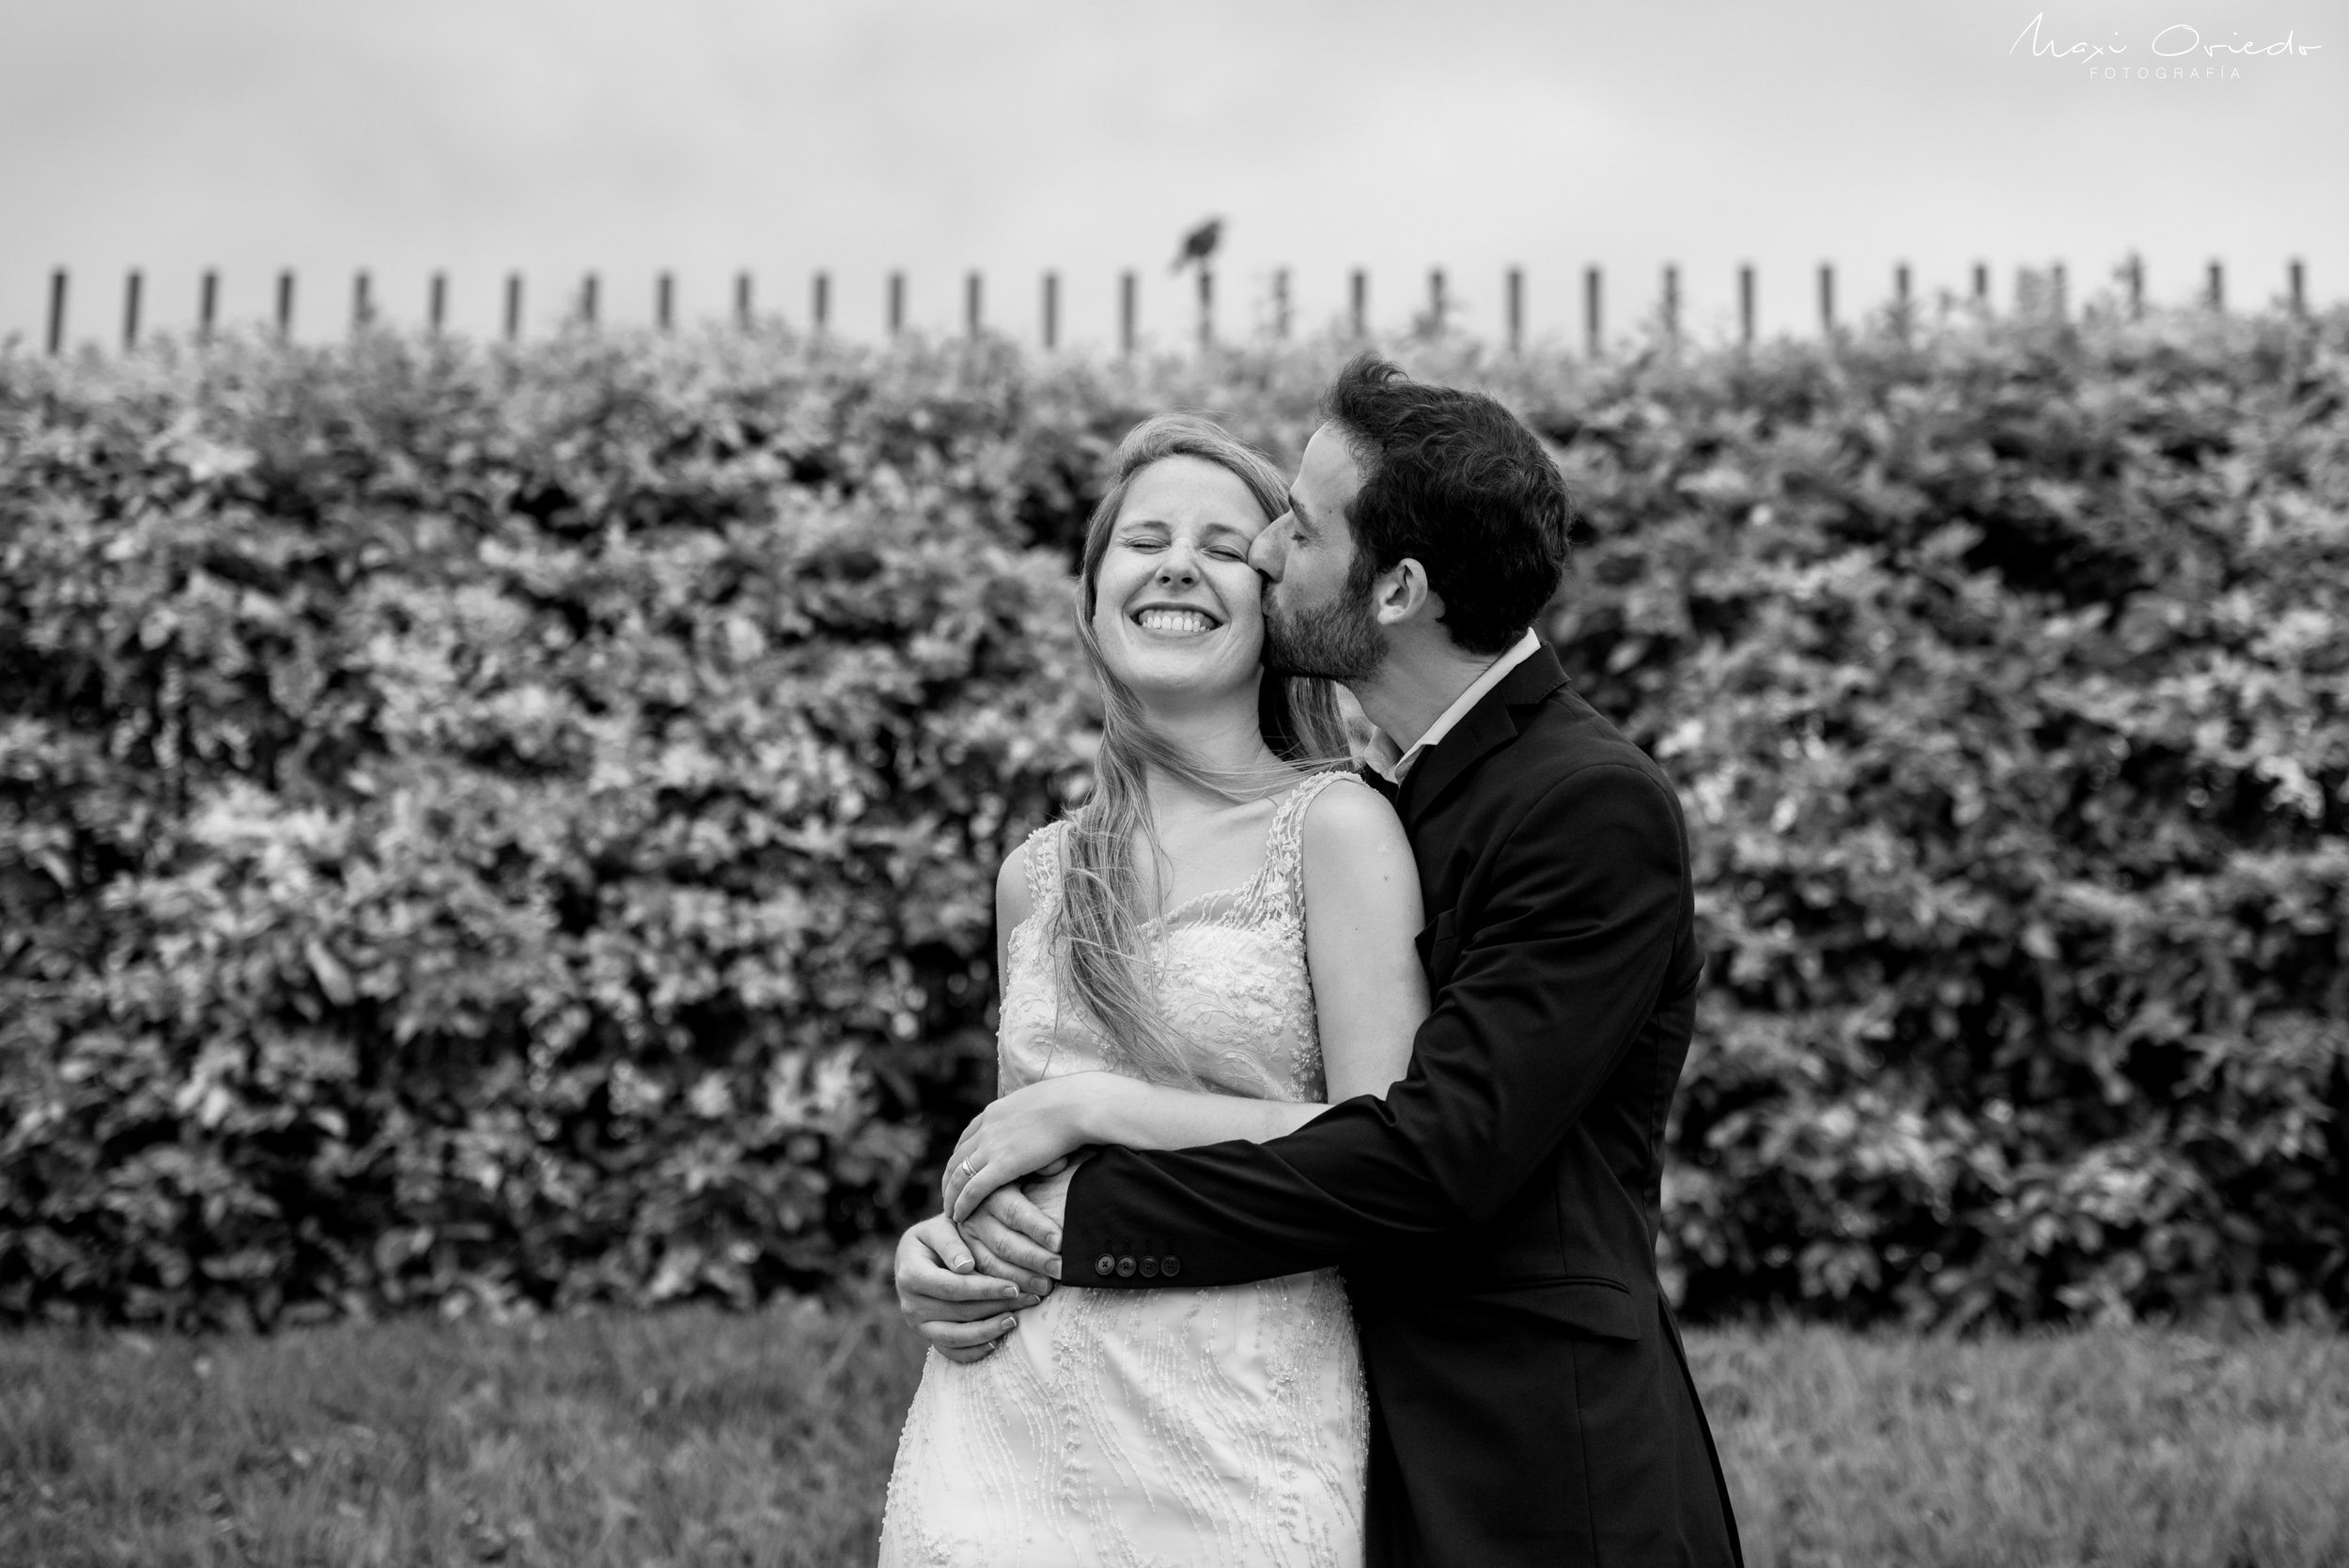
1361, 629, 1545, 785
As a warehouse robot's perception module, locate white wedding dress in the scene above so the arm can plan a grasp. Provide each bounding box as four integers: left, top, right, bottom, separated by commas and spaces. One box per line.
878, 770, 1369, 1568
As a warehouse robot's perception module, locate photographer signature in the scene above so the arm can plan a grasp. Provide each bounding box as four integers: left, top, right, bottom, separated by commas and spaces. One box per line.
2010, 13, 2323, 61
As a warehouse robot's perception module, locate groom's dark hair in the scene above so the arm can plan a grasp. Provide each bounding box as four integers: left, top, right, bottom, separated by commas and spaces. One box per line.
1322, 354, 1571, 656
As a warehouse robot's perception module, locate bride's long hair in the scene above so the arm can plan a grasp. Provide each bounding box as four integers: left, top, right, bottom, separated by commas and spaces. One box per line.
1054, 414, 1352, 1090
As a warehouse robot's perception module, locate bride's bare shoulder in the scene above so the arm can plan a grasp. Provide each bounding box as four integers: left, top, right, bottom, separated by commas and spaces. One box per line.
995, 838, 1033, 929
1299, 773, 1409, 865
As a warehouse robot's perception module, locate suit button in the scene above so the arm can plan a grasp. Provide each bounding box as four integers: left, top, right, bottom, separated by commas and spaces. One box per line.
1095, 1254, 1116, 1277
1139, 1257, 1158, 1278
1115, 1256, 1137, 1278
1160, 1255, 1181, 1279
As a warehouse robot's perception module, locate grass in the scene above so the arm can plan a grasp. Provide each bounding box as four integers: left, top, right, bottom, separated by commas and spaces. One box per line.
1, 1299, 2343, 1567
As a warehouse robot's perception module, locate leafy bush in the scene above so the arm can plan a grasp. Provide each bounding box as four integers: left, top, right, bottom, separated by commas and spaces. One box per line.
2, 306, 2343, 1328
1518, 314, 2349, 1327
1, 333, 1088, 1326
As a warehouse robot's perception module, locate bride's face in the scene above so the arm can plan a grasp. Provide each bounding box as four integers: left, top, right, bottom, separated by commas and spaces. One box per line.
1089, 456, 1270, 710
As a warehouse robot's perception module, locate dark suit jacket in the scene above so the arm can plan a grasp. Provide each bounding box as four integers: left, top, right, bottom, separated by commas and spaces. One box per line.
1057, 646, 1742, 1568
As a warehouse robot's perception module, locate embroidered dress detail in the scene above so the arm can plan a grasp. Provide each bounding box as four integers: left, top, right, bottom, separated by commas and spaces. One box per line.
878, 769, 1367, 1568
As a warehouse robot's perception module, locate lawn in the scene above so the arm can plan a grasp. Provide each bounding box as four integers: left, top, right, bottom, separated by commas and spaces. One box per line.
2, 1296, 2342, 1567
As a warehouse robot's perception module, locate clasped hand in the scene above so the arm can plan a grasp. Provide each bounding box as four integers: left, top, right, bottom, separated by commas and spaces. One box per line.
894, 1162, 1077, 1363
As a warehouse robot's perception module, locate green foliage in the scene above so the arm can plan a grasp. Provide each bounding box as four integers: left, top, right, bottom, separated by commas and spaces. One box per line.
1518, 315, 2349, 1327
3, 308, 2344, 1328
1, 332, 1088, 1326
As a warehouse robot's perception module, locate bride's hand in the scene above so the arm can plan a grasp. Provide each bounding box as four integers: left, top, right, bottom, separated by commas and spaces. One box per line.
944, 1073, 1120, 1222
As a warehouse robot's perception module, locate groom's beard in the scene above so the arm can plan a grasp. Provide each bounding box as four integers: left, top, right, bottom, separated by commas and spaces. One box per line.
1262, 580, 1386, 684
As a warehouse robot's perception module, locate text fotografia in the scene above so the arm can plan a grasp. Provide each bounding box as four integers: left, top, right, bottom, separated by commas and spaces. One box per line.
2010, 13, 2322, 80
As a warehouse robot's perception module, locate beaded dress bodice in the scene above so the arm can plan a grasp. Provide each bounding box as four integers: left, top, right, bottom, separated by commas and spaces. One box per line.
879, 770, 1368, 1568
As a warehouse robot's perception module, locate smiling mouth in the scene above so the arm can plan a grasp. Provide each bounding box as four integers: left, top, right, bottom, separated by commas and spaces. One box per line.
1134, 607, 1220, 635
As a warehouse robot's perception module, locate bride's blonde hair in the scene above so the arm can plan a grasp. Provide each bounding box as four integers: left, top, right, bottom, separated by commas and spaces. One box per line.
1053, 414, 1351, 1090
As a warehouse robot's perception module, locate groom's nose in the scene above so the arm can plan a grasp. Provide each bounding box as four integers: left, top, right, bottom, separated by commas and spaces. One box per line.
1250, 517, 1287, 580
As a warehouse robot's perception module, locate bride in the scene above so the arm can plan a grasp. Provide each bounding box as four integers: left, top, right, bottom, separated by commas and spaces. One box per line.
875, 413, 1429, 1568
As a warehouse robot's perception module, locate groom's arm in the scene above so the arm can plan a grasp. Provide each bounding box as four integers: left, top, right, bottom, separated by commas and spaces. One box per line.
1052, 760, 1690, 1289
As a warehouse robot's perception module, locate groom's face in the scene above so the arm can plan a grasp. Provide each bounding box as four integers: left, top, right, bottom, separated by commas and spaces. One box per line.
1251, 425, 1387, 684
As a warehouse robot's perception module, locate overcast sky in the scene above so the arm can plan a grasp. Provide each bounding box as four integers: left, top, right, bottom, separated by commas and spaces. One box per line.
4, 0, 2341, 349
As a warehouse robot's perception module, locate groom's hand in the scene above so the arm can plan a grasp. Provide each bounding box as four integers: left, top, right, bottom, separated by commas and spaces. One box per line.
959, 1158, 1080, 1284
893, 1214, 1036, 1363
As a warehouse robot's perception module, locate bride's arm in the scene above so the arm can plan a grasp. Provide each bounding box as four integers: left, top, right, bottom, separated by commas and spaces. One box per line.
943, 780, 1427, 1221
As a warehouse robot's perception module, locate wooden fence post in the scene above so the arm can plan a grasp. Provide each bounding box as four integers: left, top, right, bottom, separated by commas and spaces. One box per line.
1195, 264, 1213, 349
504, 273, 523, 342
2290, 258, 2306, 316
657, 272, 675, 333
122, 270, 142, 351
275, 270, 295, 341
2207, 260, 2224, 312
1425, 269, 1446, 336
2127, 254, 2144, 319
1817, 263, 1835, 335
352, 271, 373, 334
1041, 271, 1059, 350
812, 272, 830, 332
1120, 271, 1137, 356
1661, 264, 1679, 347
1972, 262, 1989, 309
580, 272, 599, 328
2051, 262, 2066, 320
1505, 267, 1522, 355
1583, 265, 1601, 358
45, 268, 66, 355
428, 272, 447, 334
1739, 263, 1754, 347
734, 272, 752, 330
888, 272, 905, 336
1349, 269, 1367, 339
1273, 268, 1291, 340
1894, 262, 1911, 335
966, 270, 983, 337
199, 270, 219, 341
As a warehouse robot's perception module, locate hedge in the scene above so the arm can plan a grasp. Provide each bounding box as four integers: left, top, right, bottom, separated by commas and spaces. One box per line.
2, 307, 2343, 1329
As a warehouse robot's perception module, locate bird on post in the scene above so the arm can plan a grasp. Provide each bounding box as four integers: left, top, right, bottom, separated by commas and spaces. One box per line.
1172, 217, 1222, 274
1173, 217, 1222, 348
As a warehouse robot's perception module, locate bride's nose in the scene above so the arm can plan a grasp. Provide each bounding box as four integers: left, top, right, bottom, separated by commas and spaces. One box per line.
1155, 551, 1198, 587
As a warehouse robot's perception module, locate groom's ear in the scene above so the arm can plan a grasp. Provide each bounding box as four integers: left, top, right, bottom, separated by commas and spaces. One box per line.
1372, 557, 1434, 627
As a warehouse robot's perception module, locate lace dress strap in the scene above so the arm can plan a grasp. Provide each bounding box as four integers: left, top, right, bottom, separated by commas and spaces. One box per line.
1019, 819, 1066, 919
1260, 768, 1357, 928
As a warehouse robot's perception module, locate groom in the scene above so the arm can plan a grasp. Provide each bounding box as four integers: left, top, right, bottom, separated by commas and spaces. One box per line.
898, 355, 1742, 1567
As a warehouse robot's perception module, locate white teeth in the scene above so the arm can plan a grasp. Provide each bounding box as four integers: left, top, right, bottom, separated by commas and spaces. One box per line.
1136, 608, 1216, 634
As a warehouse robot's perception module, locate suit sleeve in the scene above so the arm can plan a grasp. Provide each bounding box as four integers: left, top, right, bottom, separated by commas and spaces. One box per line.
1059, 761, 1689, 1288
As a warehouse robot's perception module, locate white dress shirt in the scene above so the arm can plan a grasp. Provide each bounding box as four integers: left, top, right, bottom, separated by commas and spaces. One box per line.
1361, 629, 1545, 786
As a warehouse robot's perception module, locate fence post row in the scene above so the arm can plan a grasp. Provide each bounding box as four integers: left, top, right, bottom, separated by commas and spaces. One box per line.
27, 259, 2327, 353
